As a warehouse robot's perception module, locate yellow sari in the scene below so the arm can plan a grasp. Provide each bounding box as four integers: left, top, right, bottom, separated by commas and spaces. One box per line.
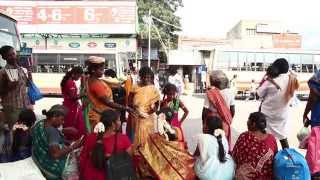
131, 84, 160, 152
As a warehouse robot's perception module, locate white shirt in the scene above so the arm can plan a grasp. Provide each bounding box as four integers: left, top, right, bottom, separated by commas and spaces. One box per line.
168, 74, 184, 95
203, 88, 235, 113
257, 74, 290, 140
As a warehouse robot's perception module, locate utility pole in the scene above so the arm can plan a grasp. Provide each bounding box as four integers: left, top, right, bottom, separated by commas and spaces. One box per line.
148, 9, 151, 67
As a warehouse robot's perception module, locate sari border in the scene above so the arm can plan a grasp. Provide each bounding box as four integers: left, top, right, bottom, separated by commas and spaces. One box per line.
148, 134, 186, 179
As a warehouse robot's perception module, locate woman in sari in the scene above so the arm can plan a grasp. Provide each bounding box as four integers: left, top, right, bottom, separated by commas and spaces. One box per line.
202, 70, 234, 147
194, 116, 235, 180
60, 66, 85, 140
232, 112, 278, 180
31, 105, 82, 180
129, 67, 160, 151
84, 56, 133, 130
303, 70, 320, 127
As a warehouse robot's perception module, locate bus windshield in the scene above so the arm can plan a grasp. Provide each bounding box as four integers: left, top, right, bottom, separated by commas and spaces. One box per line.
0, 13, 20, 66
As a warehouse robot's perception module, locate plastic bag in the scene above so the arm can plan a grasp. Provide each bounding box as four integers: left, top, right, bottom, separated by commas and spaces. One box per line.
62, 147, 81, 180
297, 126, 310, 142
27, 81, 43, 103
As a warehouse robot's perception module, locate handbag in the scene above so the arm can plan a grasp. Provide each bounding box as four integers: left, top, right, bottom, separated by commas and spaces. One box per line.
27, 81, 43, 103
105, 133, 136, 180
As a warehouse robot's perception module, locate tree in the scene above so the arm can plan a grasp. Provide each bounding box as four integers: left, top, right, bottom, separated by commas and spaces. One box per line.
137, 0, 183, 49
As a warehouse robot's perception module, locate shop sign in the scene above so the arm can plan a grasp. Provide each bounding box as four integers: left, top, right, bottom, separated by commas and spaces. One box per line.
69, 42, 80, 48
104, 43, 117, 48
87, 42, 97, 48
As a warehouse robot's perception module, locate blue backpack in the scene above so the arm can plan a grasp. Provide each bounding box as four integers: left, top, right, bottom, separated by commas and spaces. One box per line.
273, 148, 311, 180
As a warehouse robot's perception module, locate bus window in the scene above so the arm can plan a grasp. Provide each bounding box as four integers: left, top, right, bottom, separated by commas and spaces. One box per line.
0, 13, 20, 67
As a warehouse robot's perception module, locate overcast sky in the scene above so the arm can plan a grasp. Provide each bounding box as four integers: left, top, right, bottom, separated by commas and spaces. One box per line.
177, 0, 320, 49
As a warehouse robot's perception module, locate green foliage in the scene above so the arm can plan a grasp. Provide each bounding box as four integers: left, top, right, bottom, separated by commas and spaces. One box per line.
137, 0, 183, 49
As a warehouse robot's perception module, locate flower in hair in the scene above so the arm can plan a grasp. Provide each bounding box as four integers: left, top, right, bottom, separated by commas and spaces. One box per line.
12, 123, 28, 131
214, 129, 225, 137
94, 122, 105, 133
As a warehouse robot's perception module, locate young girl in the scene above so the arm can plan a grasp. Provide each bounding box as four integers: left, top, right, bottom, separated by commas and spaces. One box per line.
161, 83, 189, 141
11, 109, 36, 161
80, 109, 132, 180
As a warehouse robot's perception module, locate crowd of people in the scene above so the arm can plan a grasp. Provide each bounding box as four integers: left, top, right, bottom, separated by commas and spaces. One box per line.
0, 44, 318, 179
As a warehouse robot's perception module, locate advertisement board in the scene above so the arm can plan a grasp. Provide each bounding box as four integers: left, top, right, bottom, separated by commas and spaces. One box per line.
21, 37, 137, 52
0, 1, 136, 34
272, 33, 301, 49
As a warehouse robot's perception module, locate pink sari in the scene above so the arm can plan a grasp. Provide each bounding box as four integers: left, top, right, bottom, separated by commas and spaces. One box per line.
62, 79, 86, 140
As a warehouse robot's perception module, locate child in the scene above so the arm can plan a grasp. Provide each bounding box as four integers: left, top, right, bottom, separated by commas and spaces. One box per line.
11, 109, 36, 161
161, 83, 189, 141
156, 107, 177, 141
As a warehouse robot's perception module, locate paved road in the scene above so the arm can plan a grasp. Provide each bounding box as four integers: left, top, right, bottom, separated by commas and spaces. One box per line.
34, 94, 307, 153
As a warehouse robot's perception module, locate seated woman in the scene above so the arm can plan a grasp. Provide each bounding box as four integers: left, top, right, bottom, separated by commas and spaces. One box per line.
11, 109, 36, 161
232, 112, 278, 180
80, 109, 132, 180
194, 116, 235, 180
31, 104, 83, 180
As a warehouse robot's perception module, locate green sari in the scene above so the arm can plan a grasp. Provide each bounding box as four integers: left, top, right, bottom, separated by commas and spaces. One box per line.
31, 120, 66, 180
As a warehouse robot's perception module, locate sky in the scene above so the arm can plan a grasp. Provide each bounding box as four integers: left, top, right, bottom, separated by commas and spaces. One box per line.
177, 0, 320, 49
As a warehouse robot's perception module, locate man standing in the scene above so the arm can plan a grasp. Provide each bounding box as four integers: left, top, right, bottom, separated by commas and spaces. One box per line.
0, 45, 31, 128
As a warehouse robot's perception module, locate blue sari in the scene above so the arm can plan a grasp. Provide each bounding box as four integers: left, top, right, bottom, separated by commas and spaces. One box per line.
308, 72, 320, 127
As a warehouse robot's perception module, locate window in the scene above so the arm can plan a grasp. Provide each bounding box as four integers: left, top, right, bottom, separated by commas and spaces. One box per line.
246, 28, 256, 36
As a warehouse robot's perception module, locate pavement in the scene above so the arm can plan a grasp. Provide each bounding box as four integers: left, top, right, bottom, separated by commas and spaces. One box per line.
34, 94, 308, 154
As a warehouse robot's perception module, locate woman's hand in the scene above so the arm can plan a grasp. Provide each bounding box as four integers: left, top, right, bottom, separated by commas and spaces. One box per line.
71, 136, 84, 150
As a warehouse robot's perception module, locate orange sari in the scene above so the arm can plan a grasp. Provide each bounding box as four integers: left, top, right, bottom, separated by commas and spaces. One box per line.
87, 78, 113, 129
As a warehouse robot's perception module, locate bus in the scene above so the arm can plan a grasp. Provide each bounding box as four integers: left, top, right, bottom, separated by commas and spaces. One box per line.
210, 48, 320, 97
0, 12, 20, 67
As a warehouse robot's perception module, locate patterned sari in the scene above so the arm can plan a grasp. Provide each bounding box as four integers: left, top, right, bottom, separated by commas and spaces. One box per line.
129, 84, 159, 177
232, 132, 278, 180
31, 120, 66, 180
139, 133, 195, 180
206, 88, 233, 146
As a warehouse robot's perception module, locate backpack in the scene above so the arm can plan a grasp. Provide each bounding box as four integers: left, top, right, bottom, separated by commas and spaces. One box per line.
105, 134, 136, 180
273, 148, 311, 180
306, 127, 320, 175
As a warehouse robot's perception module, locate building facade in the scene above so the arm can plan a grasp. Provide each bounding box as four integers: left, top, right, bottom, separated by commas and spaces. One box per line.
0, 0, 137, 74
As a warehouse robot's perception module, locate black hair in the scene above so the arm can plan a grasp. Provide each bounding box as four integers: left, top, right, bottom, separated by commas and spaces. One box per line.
12, 109, 36, 155
91, 109, 120, 170
18, 109, 36, 127
206, 116, 226, 163
162, 83, 178, 95
273, 58, 289, 74
0, 45, 14, 57
139, 66, 154, 78
60, 66, 83, 89
248, 112, 267, 133
87, 63, 104, 75
104, 69, 117, 78
42, 104, 67, 119
157, 107, 174, 123
267, 58, 289, 78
